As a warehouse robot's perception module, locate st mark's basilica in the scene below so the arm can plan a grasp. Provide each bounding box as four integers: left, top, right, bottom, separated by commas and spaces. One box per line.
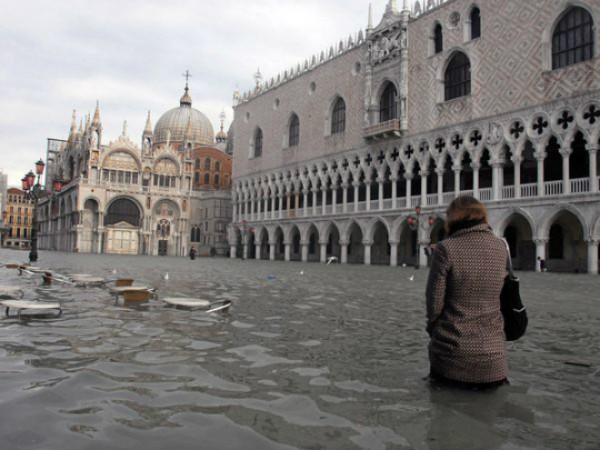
37, 80, 233, 257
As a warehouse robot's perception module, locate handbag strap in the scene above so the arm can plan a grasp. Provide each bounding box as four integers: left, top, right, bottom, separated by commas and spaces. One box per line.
501, 238, 515, 278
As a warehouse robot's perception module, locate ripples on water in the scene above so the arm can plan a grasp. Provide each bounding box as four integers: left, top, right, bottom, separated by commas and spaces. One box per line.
0, 250, 599, 449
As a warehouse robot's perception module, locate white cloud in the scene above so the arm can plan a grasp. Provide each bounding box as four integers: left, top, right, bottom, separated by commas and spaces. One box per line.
0, 0, 391, 185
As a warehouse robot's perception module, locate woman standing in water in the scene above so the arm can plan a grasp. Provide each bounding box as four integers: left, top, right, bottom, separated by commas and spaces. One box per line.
426, 196, 508, 389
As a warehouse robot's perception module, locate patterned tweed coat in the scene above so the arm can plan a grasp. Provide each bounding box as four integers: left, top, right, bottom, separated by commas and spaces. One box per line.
426, 224, 508, 383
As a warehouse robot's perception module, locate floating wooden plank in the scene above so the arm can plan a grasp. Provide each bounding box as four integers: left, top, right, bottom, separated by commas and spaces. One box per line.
1, 300, 62, 318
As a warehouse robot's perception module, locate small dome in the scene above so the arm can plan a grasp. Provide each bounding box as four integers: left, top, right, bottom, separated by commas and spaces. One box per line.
154, 87, 214, 145
216, 129, 227, 142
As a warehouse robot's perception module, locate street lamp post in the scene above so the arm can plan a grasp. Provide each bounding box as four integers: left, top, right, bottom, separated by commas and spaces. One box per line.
1, 210, 7, 247
22, 159, 46, 263
407, 204, 436, 270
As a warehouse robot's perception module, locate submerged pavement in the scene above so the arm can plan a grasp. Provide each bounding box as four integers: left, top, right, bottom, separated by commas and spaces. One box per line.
0, 249, 598, 449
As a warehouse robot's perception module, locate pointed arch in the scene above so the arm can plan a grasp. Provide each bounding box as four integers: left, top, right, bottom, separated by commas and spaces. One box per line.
538, 203, 588, 239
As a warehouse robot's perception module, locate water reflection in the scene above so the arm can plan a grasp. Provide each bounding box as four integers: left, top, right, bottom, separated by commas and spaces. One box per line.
0, 250, 598, 449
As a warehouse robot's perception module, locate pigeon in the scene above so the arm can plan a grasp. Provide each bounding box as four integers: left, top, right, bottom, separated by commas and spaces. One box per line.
300, 270, 304, 275
112, 268, 117, 274
409, 276, 415, 281
327, 257, 338, 265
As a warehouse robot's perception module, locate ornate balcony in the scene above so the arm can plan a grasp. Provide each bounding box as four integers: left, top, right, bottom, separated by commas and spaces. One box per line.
364, 119, 402, 140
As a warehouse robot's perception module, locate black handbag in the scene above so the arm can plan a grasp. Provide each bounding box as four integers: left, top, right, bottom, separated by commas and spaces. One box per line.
500, 240, 528, 341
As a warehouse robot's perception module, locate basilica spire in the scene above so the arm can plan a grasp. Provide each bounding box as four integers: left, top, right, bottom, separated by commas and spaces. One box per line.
386, 0, 399, 13
144, 110, 153, 134
180, 70, 193, 107
68, 110, 77, 143
92, 100, 101, 128
367, 3, 373, 31
184, 116, 193, 140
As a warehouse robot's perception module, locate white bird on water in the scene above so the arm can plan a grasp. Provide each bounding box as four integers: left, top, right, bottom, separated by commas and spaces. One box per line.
409, 276, 415, 281
112, 268, 117, 274
163, 272, 170, 281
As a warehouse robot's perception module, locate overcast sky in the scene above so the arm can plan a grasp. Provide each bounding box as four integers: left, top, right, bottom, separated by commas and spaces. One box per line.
0, 0, 399, 186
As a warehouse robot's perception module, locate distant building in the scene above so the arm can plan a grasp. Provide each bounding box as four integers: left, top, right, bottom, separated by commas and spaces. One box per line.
37, 82, 233, 257
4, 188, 33, 249
230, 0, 600, 274
0, 169, 8, 217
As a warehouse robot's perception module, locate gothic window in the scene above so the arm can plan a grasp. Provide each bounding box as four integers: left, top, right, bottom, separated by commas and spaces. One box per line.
434, 23, 443, 54
158, 219, 170, 239
204, 173, 210, 185
552, 7, 594, 70
215, 161, 221, 172
254, 128, 263, 158
445, 52, 471, 101
289, 114, 300, 147
470, 7, 481, 40
194, 159, 200, 170
379, 83, 398, 122
194, 172, 200, 184
204, 158, 211, 171
331, 97, 346, 134
215, 174, 220, 186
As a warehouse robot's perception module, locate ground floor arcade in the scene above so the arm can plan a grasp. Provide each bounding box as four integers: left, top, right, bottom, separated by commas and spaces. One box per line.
229, 200, 600, 274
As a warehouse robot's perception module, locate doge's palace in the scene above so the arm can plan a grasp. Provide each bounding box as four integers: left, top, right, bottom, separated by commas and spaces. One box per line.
230, 0, 600, 274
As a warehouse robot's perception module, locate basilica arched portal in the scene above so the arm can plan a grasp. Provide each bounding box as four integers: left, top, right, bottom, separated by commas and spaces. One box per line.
104, 198, 142, 255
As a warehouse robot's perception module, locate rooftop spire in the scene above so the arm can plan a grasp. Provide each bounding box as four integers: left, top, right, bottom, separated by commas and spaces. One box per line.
144, 110, 153, 134
180, 70, 193, 106
68, 110, 77, 142
92, 100, 101, 128
386, 0, 399, 13
367, 3, 373, 30
253, 68, 263, 89
219, 110, 226, 132
184, 116, 193, 140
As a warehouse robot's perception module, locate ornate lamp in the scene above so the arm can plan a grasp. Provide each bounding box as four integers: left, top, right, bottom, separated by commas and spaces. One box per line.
35, 159, 45, 176
26, 171, 35, 189
21, 176, 29, 191
52, 179, 63, 193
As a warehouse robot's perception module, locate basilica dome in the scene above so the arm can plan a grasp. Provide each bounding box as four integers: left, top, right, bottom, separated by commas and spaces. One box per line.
154, 87, 215, 146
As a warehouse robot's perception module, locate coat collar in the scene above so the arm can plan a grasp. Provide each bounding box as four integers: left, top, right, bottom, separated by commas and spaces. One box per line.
449, 223, 493, 238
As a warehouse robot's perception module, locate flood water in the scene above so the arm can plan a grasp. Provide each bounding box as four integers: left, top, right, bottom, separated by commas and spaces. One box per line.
0, 249, 599, 449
